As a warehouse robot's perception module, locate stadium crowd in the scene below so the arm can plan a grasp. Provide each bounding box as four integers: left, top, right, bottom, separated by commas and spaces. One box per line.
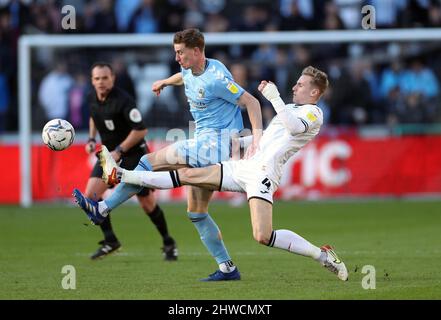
1, 0, 441, 133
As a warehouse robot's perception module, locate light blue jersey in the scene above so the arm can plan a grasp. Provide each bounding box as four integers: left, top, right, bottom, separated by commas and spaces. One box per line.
182, 58, 244, 136
176, 58, 246, 167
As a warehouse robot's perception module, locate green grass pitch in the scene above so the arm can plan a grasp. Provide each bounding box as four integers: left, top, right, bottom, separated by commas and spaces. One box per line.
1, 200, 440, 300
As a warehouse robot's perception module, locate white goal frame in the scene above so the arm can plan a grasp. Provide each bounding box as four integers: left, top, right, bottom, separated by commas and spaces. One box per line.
18, 29, 441, 207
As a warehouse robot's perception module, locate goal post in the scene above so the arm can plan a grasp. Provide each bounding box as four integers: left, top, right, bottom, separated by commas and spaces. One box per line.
18, 29, 441, 207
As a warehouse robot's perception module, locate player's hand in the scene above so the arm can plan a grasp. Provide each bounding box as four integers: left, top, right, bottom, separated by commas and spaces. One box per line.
259, 81, 280, 101
244, 141, 259, 159
244, 134, 261, 159
110, 150, 122, 163
152, 80, 167, 97
85, 140, 96, 154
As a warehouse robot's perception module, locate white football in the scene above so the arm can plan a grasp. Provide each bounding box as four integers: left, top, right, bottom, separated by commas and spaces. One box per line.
42, 119, 75, 151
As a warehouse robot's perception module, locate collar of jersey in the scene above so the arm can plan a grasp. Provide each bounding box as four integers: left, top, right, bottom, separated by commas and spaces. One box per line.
192, 59, 209, 76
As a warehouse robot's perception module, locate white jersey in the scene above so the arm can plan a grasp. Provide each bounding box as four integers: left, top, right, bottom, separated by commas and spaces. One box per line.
249, 103, 323, 185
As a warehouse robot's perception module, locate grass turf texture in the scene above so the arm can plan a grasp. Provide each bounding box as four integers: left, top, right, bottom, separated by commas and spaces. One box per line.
1, 200, 440, 300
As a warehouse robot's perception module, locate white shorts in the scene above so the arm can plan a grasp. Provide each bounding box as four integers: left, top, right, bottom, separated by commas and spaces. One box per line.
219, 160, 276, 204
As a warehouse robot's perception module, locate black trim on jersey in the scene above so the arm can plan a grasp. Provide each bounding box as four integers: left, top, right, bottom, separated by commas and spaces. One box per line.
247, 196, 273, 205
298, 117, 309, 133
175, 170, 181, 187
218, 162, 224, 192
169, 171, 181, 188
294, 103, 317, 107
268, 230, 276, 247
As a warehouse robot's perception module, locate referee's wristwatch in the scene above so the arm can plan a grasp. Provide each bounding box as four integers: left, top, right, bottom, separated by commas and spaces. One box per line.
114, 145, 125, 156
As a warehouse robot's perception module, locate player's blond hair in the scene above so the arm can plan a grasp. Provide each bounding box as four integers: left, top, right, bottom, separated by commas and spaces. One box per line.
173, 29, 205, 51
302, 66, 329, 95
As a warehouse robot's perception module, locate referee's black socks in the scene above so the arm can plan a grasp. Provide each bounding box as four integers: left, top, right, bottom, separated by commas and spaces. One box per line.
147, 205, 174, 246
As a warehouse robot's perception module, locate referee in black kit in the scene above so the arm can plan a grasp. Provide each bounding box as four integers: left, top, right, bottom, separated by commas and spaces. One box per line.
83, 61, 177, 261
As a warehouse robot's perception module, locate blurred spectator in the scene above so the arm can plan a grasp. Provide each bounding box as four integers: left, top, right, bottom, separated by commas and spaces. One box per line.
113, 57, 136, 98
230, 62, 275, 129
182, 0, 204, 30
385, 86, 407, 126
114, 0, 141, 32
322, 1, 345, 30
343, 61, 373, 125
156, 0, 186, 32
85, 0, 117, 33
127, 0, 159, 34
273, 48, 290, 101
200, 0, 226, 14
38, 62, 74, 121
365, 0, 408, 28
279, 0, 314, 21
401, 0, 430, 27
401, 93, 426, 123
334, 0, 361, 29
229, 63, 252, 130
28, 2, 58, 34
317, 85, 332, 124
278, 0, 310, 30
233, 5, 269, 31
380, 61, 407, 98
68, 72, 89, 129
284, 45, 311, 99
204, 13, 229, 32
428, 1, 441, 27
402, 59, 439, 99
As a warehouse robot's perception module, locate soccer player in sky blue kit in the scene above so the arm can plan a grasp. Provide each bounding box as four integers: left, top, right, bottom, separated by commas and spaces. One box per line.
73, 28, 263, 281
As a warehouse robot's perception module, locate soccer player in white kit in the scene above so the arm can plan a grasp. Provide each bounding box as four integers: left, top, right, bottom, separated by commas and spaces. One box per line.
99, 66, 349, 281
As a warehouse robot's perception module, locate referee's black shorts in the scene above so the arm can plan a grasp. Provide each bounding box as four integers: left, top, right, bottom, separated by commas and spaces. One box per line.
90, 148, 153, 197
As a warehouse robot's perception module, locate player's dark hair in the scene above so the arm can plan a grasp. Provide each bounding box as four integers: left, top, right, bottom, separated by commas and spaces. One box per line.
173, 28, 205, 51
90, 62, 114, 76
302, 66, 329, 95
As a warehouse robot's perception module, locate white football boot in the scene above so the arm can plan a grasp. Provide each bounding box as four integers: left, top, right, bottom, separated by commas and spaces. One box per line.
320, 245, 349, 281
99, 145, 120, 186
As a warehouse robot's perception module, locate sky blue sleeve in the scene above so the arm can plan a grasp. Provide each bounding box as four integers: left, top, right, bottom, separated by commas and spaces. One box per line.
211, 75, 245, 105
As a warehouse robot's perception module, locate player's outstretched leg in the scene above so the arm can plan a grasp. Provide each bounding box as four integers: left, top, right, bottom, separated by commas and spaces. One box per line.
72, 188, 107, 225
99, 146, 148, 210
99, 145, 120, 185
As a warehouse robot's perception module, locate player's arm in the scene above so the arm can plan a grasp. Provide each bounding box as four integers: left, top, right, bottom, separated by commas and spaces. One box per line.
237, 91, 263, 158
259, 81, 310, 135
86, 117, 97, 154
115, 128, 148, 159
152, 72, 183, 96
115, 101, 148, 160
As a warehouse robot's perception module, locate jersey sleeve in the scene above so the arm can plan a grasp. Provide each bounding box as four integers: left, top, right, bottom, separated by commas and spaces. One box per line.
295, 105, 323, 133
122, 96, 146, 130
278, 105, 322, 135
211, 75, 245, 105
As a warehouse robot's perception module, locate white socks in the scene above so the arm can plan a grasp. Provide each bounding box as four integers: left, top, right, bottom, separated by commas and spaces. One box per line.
270, 229, 322, 260
98, 201, 110, 216
219, 261, 236, 273
121, 169, 177, 189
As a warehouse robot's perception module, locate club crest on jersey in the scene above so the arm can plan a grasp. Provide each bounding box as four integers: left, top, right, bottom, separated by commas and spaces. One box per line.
226, 81, 239, 94
198, 88, 205, 99
260, 177, 272, 194
129, 108, 142, 123
104, 120, 115, 131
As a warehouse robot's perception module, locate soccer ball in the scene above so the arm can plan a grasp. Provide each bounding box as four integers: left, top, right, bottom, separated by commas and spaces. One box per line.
42, 119, 75, 151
